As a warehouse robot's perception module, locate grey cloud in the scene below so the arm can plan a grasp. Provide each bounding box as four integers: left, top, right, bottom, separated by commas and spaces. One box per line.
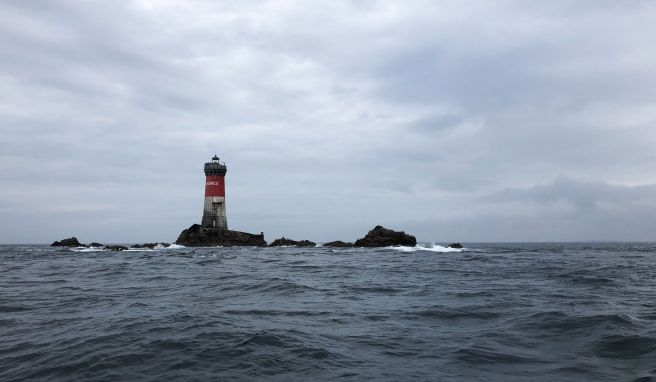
0, 0, 655, 243
410, 113, 466, 134
488, 177, 656, 212
405, 177, 656, 242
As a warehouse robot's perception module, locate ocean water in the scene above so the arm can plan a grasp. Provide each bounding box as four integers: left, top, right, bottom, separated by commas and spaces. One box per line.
1, 243, 656, 381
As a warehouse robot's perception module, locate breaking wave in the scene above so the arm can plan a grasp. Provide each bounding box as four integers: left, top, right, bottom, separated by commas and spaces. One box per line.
390, 243, 465, 253
68, 243, 186, 252
160, 243, 185, 249
69, 246, 104, 252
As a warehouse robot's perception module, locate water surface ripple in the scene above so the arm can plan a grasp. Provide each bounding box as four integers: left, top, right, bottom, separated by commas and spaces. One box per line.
1, 243, 656, 381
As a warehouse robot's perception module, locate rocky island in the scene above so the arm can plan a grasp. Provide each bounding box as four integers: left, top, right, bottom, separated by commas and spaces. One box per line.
50, 237, 173, 251
269, 237, 316, 247
51, 237, 83, 247
353, 225, 417, 247
188, 225, 416, 248
175, 224, 266, 247
323, 240, 354, 247
51, 225, 425, 250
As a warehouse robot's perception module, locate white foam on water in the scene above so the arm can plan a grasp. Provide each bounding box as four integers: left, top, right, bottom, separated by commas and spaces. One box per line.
158, 243, 185, 249
127, 243, 186, 251
69, 243, 186, 252
390, 243, 465, 253
165, 244, 185, 249
70, 246, 106, 252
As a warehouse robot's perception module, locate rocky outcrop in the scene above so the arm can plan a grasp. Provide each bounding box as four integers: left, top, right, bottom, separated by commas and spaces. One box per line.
269, 237, 316, 247
323, 240, 354, 248
130, 243, 170, 249
51, 237, 174, 250
447, 243, 463, 249
105, 245, 128, 251
354, 225, 416, 247
175, 224, 266, 247
51, 237, 82, 247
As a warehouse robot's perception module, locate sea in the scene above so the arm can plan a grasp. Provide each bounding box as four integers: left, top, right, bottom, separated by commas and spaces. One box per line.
1, 242, 656, 381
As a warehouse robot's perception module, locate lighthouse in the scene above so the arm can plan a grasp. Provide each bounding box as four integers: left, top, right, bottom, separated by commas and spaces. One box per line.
201, 155, 228, 230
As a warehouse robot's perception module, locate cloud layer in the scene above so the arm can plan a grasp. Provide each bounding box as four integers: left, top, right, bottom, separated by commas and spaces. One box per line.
1, 0, 655, 243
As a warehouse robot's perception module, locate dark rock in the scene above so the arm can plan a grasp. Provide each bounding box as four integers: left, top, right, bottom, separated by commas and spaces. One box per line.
269, 237, 316, 247
354, 225, 417, 247
51, 237, 82, 247
323, 240, 354, 247
87, 242, 104, 247
130, 242, 170, 249
105, 245, 128, 251
447, 243, 464, 249
175, 224, 266, 247
269, 237, 296, 246
295, 240, 316, 247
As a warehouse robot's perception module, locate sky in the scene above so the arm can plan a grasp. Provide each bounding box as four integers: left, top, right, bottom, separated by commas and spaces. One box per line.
1, 0, 655, 243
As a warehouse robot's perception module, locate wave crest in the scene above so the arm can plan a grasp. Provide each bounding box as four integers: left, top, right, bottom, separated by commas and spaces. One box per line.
390, 243, 465, 253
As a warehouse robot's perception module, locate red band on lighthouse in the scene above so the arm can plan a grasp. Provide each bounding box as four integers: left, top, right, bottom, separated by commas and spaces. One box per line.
205, 175, 225, 197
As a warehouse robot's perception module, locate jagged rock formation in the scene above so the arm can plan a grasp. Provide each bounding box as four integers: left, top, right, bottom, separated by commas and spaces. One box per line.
269, 237, 316, 247
51, 237, 82, 247
323, 240, 354, 248
175, 224, 266, 247
447, 243, 463, 249
354, 225, 416, 247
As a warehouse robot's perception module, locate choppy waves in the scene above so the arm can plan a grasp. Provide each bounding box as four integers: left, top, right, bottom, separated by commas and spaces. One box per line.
1, 242, 656, 381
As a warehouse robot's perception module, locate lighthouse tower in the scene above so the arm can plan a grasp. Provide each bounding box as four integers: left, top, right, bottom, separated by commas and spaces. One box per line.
201, 155, 228, 230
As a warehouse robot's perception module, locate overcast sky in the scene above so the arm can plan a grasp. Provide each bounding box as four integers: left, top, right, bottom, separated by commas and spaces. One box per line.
1, 0, 655, 244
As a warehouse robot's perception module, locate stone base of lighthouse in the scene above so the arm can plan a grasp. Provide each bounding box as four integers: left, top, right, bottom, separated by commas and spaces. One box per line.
201, 196, 227, 230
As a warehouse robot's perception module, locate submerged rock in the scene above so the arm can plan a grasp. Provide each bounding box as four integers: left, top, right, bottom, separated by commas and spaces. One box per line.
354, 225, 416, 247
447, 243, 464, 249
323, 240, 354, 248
269, 237, 316, 247
105, 245, 128, 251
51, 237, 82, 247
130, 243, 170, 249
175, 224, 266, 247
